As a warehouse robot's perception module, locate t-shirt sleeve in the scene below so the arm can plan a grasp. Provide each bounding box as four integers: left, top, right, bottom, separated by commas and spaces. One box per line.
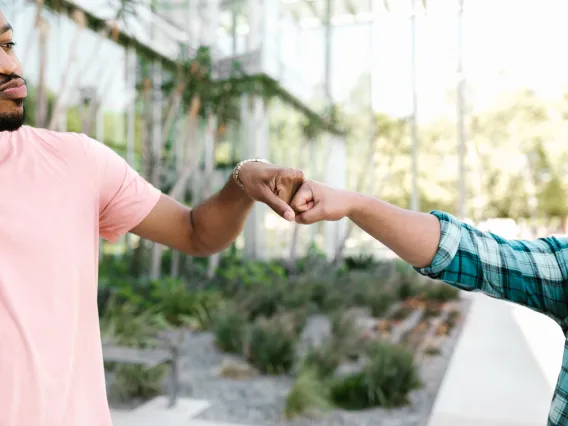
83, 136, 162, 243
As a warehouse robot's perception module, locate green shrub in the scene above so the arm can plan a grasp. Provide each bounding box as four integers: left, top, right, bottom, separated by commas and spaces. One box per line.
100, 297, 168, 401
300, 313, 362, 380
213, 305, 248, 354
301, 341, 342, 379
216, 255, 287, 294
110, 364, 167, 402
236, 284, 286, 321
342, 271, 378, 306
245, 314, 297, 374
331, 341, 422, 409
284, 368, 332, 419
345, 254, 378, 270
320, 287, 346, 313
280, 284, 318, 313
150, 279, 222, 329
308, 279, 332, 310
294, 243, 329, 275
395, 260, 423, 300
367, 288, 396, 317
421, 282, 459, 302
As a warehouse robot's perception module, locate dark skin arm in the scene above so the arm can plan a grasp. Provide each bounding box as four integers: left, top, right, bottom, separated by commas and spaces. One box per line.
131, 162, 304, 257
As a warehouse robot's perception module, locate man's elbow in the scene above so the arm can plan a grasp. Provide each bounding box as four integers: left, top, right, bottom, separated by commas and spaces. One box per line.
181, 241, 218, 258
180, 216, 220, 257
180, 208, 238, 257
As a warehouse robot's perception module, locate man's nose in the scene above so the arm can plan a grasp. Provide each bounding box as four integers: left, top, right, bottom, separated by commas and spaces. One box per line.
0, 51, 17, 77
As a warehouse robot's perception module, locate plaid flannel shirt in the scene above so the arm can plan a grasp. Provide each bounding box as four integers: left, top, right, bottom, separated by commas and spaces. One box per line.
415, 211, 568, 426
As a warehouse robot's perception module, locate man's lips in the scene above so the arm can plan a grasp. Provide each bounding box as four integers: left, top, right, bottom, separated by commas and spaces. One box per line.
0, 79, 27, 100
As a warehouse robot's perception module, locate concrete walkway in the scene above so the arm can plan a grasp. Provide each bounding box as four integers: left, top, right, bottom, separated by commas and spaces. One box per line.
427, 293, 565, 426
111, 396, 253, 426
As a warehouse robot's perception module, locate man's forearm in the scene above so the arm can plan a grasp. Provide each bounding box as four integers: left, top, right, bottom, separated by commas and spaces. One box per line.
188, 178, 254, 256
346, 192, 441, 268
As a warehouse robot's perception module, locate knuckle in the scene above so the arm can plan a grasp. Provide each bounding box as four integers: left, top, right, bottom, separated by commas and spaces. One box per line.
281, 168, 295, 179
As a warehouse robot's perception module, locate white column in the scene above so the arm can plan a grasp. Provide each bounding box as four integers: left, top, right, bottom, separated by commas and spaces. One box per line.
188, 0, 201, 48
261, 0, 280, 75
242, 96, 270, 259
324, 134, 347, 259
247, 0, 263, 51
199, 0, 220, 48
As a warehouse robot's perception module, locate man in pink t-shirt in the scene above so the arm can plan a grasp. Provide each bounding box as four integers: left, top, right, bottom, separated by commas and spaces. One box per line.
0, 11, 304, 426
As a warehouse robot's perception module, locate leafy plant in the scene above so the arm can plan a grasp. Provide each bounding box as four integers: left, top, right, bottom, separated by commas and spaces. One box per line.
284, 368, 332, 419
301, 312, 362, 380
301, 341, 342, 379
367, 288, 397, 317
100, 296, 168, 401
245, 314, 297, 374
331, 341, 422, 409
216, 254, 287, 294
213, 304, 248, 354
236, 283, 286, 321
109, 364, 168, 402
420, 282, 459, 303
345, 254, 378, 271
294, 243, 330, 275
150, 278, 222, 329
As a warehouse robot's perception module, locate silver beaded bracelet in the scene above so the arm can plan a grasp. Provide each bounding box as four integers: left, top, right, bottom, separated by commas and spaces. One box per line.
232, 158, 271, 189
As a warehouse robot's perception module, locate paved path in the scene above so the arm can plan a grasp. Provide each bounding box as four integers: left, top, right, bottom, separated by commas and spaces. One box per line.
111, 397, 253, 426
427, 293, 565, 426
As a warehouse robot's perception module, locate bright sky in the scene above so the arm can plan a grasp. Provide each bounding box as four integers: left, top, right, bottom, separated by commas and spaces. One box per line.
296, 0, 568, 120
3, 0, 568, 120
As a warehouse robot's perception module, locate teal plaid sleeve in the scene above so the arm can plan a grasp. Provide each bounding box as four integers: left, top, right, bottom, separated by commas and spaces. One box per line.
414, 210, 568, 426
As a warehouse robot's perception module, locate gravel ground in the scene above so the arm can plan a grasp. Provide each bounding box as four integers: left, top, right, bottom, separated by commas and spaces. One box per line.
175, 298, 471, 426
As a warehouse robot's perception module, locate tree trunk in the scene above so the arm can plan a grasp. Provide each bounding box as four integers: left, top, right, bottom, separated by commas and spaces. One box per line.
21, 0, 45, 68
149, 58, 164, 281
129, 78, 153, 276
152, 96, 203, 277
203, 114, 219, 279
46, 11, 86, 130
36, 18, 49, 128
169, 91, 194, 278
48, 24, 112, 130
82, 60, 124, 135
288, 223, 301, 272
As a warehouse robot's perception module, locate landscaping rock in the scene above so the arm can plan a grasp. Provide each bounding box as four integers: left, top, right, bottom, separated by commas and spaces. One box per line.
171, 300, 471, 426
297, 314, 331, 355
216, 358, 260, 379
342, 306, 379, 338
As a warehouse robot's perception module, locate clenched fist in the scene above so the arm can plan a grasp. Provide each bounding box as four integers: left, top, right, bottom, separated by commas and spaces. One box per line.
290, 180, 357, 224
237, 161, 305, 221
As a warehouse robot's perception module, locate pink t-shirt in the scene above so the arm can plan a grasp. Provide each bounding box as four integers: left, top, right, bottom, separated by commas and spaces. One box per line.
0, 126, 161, 426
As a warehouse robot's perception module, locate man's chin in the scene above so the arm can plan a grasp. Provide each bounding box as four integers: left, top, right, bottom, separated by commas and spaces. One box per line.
0, 107, 26, 132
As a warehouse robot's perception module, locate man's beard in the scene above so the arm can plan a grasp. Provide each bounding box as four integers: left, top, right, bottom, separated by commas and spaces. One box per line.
0, 105, 25, 132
